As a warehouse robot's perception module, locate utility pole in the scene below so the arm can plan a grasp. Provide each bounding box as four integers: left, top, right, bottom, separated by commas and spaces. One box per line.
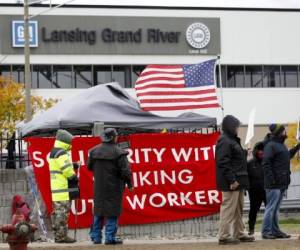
24, 0, 32, 122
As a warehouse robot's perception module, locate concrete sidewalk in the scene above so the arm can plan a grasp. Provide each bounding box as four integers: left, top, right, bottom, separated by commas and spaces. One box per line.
0, 234, 298, 249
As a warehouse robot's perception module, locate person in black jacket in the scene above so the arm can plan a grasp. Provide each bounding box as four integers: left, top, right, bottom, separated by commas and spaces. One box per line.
216, 115, 255, 245
261, 124, 300, 239
247, 141, 266, 235
88, 128, 133, 245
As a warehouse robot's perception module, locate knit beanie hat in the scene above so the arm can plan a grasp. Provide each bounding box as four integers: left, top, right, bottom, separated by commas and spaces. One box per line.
269, 124, 285, 136
56, 129, 73, 145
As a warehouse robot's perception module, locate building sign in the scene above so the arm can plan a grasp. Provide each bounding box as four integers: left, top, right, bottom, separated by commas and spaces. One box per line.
2, 16, 220, 55
186, 23, 211, 49
11, 20, 38, 47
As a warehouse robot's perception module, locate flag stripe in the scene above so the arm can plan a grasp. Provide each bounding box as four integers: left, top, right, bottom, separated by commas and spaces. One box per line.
136, 87, 216, 96
136, 83, 185, 91
141, 68, 183, 74
139, 96, 218, 104
137, 93, 217, 100
137, 73, 184, 82
142, 103, 220, 111
136, 79, 185, 87
141, 100, 219, 108
146, 65, 182, 69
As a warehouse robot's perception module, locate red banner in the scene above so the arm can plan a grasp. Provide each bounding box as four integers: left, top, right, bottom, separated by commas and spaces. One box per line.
26, 133, 221, 229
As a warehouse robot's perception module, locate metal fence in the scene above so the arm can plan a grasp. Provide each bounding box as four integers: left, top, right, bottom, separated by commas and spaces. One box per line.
0, 133, 30, 169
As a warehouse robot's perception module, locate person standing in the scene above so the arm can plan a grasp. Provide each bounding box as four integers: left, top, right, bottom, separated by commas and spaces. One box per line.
262, 124, 300, 239
216, 115, 255, 245
247, 141, 266, 235
88, 128, 132, 245
48, 129, 79, 243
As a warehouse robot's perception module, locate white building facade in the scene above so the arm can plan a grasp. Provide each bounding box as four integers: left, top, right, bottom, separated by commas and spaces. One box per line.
1, 4, 300, 126
1, 3, 300, 222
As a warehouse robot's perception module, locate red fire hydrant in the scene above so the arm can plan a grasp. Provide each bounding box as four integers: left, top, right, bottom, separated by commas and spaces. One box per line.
0, 212, 37, 250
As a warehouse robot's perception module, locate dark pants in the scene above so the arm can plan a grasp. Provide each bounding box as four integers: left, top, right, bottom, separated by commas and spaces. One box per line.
248, 189, 266, 232
89, 216, 118, 243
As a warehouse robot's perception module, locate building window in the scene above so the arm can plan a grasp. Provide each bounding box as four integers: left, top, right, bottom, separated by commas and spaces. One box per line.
245, 65, 263, 87
93, 65, 112, 85
0, 65, 12, 78
32, 65, 52, 88
112, 65, 132, 88
215, 65, 226, 88
12, 65, 24, 83
131, 65, 146, 86
74, 65, 93, 88
226, 65, 244, 87
263, 65, 281, 87
281, 65, 298, 87
53, 65, 73, 88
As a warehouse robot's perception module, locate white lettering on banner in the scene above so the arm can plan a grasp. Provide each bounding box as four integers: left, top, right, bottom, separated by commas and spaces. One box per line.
180, 192, 194, 205
149, 193, 167, 208
171, 147, 215, 162
208, 190, 220, 204
171, 148, 193, 162
194, 148, 199, 161
127, 149, 140, 164
140, 148, 152, 163
200, 147, 210, 160
127, 147, 215, 164
153, 148, 166, 162
32, 151, 44, 168
195, 191, 207, 205
161, 171, 176, 184
139, 171, 152, 186
71, 199, 94, 215
178, 169, 193, 184
127, 148, 166, 164
132, 169, 193, 188
78, 150, 85, 165
167, 193, 180, 206
126, 190, 220, 210
126, 194, 147, 210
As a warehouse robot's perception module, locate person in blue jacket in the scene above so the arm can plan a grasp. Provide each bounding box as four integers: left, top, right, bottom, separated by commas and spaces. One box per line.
262, 124, 300, 239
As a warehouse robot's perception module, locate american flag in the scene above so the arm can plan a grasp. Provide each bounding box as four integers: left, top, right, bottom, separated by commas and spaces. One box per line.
135, 59, 220, 111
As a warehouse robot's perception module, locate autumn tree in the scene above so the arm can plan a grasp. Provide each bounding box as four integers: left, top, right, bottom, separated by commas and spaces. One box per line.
0, 76, 57, 138
286, 123, 300, 171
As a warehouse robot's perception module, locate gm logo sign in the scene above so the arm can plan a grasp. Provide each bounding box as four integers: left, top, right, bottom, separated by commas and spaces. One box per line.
12, 20, 38, 47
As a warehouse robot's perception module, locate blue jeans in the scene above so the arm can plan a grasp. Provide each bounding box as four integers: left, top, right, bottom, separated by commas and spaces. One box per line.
89, 216, 118, 243
262, 189, 285, 235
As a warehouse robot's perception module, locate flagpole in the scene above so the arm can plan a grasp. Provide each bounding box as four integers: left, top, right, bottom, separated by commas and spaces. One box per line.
217, 55, 225, 119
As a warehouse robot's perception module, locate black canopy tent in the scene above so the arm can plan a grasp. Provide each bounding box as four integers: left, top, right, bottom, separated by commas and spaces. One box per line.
18, 83, 217, 137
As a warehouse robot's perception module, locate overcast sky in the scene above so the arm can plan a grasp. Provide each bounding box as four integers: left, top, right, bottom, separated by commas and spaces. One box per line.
2, 0, 300, 9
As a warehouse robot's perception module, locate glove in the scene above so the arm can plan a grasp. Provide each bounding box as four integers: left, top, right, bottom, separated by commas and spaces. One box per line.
73, 161, 81, 170
68, 175, 79, 184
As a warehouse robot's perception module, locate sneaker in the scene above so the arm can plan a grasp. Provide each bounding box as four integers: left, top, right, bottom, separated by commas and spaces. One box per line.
239, 235, 255, 242
55, 239, 65, 244
262, 234, 276, 240
274, 232, 291, 239
105, 239, 123, 245
93, 240, 102, 244
218, 238, 240, 245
